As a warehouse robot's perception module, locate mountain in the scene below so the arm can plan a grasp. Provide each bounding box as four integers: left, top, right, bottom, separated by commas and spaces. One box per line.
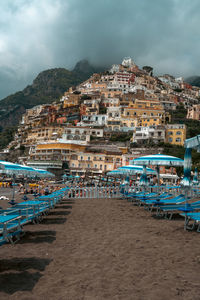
73, 59, 105, 81
0, 60, 104, 130
185, 76, 200, 87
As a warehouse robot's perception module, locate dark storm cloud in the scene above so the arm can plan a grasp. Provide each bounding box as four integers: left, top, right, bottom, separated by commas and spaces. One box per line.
0, 0, 200, 98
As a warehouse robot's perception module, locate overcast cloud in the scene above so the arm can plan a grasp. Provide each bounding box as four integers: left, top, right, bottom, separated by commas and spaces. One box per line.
0, 0, 200, 99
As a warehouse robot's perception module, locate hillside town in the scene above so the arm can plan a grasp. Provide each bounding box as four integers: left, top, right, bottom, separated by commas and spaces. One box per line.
5, 57, 200, 178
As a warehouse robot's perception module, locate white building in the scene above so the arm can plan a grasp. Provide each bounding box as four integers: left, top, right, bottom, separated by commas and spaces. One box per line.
122, 57, 135, 68
110, 64, 120, 74
78, 114, 107, 127
132, 126, 165, 144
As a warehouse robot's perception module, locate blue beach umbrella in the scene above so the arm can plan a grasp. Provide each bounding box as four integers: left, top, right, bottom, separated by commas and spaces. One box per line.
118, 165, 156, 175
34, 168, 55, 178
0, 161, 41, 204
130, 154, 184, 167
131, 154, 184, 195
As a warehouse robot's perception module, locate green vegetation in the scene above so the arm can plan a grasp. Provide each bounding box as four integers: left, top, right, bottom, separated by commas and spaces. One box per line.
169, 104, 200, 138
109, 132, 132, 142
0, 127, 16, 150
159, 142, 200, 169
185, 76, 200, 87
0, 60, 103, 129
99, 106, 107, 114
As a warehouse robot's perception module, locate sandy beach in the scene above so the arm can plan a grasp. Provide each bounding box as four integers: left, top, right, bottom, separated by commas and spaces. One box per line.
1, 193, 200, 300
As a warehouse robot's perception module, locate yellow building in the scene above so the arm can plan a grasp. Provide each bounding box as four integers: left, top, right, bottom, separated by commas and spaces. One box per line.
24, 126, 64, 146
69, 150, 123, 175
139, 115, 163, 127
101, 90, 122, 99
165, 124, 186, 146
122, 98, 170, 125
63, 93, 80, 108
120, 118, 138, 128
28, 142, 87, 170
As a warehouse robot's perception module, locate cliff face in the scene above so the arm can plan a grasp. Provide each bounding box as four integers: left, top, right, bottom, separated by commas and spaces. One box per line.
0, 60, 104, 129
185, 76, 200, 87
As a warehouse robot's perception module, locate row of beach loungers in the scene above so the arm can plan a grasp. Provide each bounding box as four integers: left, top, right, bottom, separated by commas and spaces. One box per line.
0, 187, 69, 246
122, 187, 200, 232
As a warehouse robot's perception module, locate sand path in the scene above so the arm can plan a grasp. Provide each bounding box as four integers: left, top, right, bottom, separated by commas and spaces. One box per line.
1, 197, 200, 300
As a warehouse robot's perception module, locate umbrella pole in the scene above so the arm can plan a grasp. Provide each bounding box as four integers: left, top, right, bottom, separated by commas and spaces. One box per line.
156, 166, 160, 198
12, 176, 15, 201
184, 187, 188, 230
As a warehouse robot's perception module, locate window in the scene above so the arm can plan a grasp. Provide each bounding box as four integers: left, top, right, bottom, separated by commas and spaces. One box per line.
176, 131, 181, 135
88, 164, 90, 168
168, 138, 173, 142
176, 138, 181, 142
81, 156, 83, 160
88, 157, 90, 161
94, 164, 97, 168
100, 165, 102, 170
168, 131, 173, 135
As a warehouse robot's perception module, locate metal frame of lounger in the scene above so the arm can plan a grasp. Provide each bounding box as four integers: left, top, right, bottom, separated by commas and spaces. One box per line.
157, 201, 200, 219
180, 212, 200, 232
0, 215, 23, 245
14, 201, 49, 223
148, 196, 186, 213
1, 207, 42, 224
137, 193, 175, 208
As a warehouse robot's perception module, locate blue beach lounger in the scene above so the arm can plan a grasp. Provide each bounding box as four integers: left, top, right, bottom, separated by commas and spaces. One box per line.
0, 214, 22, 245
180, 212, 200, 232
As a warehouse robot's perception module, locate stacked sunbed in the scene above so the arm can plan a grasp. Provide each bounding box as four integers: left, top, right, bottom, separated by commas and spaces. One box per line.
0, 187, 69, 246
121, 186, 200, 232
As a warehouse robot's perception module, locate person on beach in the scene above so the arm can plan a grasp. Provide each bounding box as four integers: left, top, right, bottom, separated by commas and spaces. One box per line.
44, 186, 50, 195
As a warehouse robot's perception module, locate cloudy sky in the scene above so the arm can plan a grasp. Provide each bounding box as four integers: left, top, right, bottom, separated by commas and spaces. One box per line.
0, 0, 200, 99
